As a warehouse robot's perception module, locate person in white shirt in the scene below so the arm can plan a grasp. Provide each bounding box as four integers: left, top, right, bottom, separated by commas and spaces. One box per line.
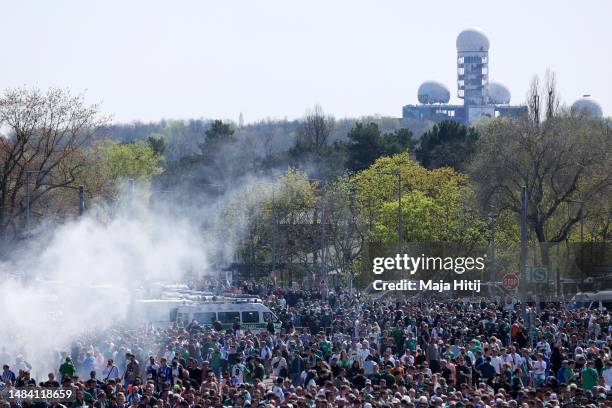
363, 359, 376, 376
401, 351, 414, 366
489, 350, 503, 374
358, 341, 370, 364
602, 361, 612, 388
102, 358, 119, 381
502, 347, 522, 371
536, 338, 551, 357
431, 325, 443, 339
533, 353, 547, 386
271, 351, 287, 378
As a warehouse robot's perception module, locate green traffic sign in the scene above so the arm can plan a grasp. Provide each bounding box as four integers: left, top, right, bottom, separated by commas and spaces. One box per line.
527, 266, 548, 283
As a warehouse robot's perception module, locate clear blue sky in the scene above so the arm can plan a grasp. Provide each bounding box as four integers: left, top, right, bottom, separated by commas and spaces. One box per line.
2, 0, 610, 123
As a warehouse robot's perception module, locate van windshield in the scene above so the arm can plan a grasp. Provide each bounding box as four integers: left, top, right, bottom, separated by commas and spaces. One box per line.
263, 312, 279, 323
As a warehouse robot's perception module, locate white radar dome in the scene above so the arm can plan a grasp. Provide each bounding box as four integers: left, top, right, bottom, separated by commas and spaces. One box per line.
456, 27, 490, 52
487, 82, 511, 104
417, 81, 450, 104
571, 96, 603, 118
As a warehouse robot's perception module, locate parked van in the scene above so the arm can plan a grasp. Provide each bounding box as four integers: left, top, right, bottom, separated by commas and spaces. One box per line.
132, 297, 280, 332
176, 300, 280, 332
566, 290, 612, 310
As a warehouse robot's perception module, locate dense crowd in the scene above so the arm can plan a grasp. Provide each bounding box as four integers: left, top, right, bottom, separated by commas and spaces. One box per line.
1, 280, 612, 408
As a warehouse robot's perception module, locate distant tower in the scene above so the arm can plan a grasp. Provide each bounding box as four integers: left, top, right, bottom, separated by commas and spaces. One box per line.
456, 28, 490, 106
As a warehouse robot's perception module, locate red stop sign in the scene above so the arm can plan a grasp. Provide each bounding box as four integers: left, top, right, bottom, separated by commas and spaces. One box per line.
502, 273, 519, 290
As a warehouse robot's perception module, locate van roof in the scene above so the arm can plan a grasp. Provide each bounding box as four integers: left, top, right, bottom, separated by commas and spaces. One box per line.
176, 302, 271, 312
573, 290, 612, 300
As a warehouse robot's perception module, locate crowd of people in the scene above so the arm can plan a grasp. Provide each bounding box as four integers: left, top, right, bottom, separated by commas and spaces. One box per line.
1, 280, 612, 407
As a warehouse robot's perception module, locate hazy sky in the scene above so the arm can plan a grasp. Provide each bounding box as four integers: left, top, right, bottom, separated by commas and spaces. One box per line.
2, 0, 610, 123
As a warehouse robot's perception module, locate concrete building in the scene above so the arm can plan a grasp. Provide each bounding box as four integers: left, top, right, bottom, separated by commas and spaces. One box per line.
403, 28, 526, 124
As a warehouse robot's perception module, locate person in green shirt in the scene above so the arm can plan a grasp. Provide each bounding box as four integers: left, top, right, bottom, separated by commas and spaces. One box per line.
469, 339, 483, 355
339, 351, 351, 369
59, 357, 76, 380
245, 356, 256, 384
559, 360, 575, 384
209, 346, 222, 378
318, 334, 331, 357
404, 332, 417, 353
581, 361, 600, 390
391, 323, 405, 350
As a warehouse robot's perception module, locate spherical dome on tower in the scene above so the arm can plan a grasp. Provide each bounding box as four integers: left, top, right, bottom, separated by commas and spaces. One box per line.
417, 81, 450, 104
571, 96, 603, 118
456, 27, 490, 52
487, 82, 511, 104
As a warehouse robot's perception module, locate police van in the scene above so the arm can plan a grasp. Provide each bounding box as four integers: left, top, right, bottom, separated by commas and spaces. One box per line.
132, 296, 281, 332
567, 290, 612, 311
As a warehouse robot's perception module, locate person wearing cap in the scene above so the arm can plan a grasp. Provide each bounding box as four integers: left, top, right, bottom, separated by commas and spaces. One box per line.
556, 360, 571, 385
123, 353, 140, 387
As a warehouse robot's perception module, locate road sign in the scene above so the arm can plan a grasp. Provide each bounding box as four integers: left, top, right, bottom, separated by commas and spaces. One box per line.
502, 273, 519, 290
527, 266, 548, 283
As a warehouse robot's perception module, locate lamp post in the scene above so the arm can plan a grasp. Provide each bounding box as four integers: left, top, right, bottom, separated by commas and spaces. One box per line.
319, 180, 327, 284
519, 186, 528, 335
567, 199, 585, 278
487, 205, 497, 282
254, 182, 278, 277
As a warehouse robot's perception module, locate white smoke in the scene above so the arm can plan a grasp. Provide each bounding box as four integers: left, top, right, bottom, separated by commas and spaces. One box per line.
0, 185, 210, 378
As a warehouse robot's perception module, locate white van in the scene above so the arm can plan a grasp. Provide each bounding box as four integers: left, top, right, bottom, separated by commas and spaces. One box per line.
131, 299, 194, 325
132, 297, 281, 332
567, 290, 612, 310
176, 300, 281, 332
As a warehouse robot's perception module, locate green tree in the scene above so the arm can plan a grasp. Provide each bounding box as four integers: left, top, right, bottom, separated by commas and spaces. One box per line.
100, 140, 164, 182
346, 123, 414, 172
352, 153, 486, 245
469, 75, 612, 266
203, 120, 235, 148
346, 122, 383, 172
147, 134, 166, 156
223, 168, 321, 282
75, 140, 163, 205
416, 120, 478, 171
0, 87, 106, 241
382, 128, 415, 157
